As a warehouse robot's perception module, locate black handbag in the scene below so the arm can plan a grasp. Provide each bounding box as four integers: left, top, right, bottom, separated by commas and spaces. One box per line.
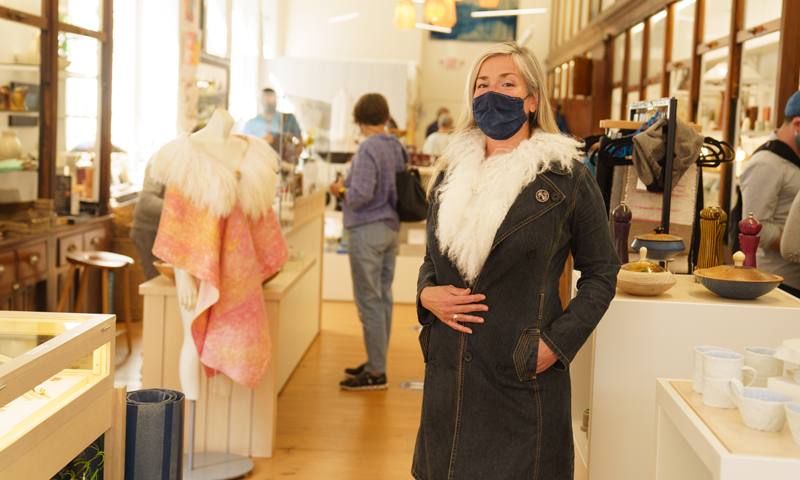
395, 141, 429, 222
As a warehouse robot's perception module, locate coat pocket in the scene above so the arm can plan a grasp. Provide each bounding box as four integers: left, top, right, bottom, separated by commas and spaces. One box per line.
512, 328, 540, 381
419, 324, 432, 363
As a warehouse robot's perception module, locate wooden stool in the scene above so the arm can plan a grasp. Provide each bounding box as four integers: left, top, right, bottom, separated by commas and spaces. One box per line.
57, 251, 135, 354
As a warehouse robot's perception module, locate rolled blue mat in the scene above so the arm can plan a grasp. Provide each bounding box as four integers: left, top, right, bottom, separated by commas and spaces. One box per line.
125, 389, 185, 480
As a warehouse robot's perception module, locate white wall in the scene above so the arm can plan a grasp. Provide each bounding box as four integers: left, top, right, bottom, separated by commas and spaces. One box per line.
281, 0, 424, 64
260, 0, 553, 148
415, 0, 552, 146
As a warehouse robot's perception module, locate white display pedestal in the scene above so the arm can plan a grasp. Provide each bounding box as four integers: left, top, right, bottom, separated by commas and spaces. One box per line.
654, 379, 800, 480
139, 190, 325, 459
571, 275, 800, 480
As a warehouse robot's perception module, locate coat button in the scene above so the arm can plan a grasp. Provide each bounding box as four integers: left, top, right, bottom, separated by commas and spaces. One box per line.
551, 192, 562, 202
526, 248, 537, 259
496, 363, 506, 373
464, 352, 473, 362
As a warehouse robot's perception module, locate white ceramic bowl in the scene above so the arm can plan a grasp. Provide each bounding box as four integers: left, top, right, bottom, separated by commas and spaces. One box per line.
785, 403, 800, 447
729, 379, 793, 432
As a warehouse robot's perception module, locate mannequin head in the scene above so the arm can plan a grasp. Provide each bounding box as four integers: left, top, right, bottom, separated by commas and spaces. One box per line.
260, 88, 278, 118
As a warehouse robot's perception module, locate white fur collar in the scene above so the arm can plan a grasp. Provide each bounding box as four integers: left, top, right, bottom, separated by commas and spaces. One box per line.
435, 127, 582, 285
148, 134, 279, 219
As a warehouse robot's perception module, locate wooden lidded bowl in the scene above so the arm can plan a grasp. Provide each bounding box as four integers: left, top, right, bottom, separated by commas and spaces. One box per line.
694, 251, 783, 300
616, 247, 677, 296
153, 261, 176, 281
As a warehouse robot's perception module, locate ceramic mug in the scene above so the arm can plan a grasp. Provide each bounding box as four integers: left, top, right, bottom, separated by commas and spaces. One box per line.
786, 403, 800, 447
728, 379, 793, 431
743, 347, 784, 386
702, 350, 757, 386
693, 346, 733, 393
703, 376, 738, 409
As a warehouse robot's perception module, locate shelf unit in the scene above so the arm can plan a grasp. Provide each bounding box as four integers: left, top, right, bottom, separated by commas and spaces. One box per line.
0, 0, 113, 215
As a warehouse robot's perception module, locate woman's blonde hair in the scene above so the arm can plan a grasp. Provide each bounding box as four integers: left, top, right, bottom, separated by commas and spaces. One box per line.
426, 42, 558, 195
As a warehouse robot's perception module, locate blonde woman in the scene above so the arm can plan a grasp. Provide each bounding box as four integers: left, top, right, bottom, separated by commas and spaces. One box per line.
412, 43, 619, 479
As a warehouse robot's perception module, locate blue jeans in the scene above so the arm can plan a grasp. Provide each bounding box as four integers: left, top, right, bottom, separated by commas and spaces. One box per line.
347, 221, 399, 374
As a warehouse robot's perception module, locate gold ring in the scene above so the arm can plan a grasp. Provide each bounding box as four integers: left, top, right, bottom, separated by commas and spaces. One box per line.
453, 314, 458, 321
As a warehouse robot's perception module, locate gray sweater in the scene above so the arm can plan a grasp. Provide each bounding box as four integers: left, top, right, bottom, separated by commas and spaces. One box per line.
131, 162, 166, 233
781, 191, 800, 264
739, 134, 800, 289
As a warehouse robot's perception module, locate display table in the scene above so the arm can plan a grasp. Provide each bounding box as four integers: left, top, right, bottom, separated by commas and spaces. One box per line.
139, 189, 325, 459
654, 379, 800, 479
0, 311, 125, 480
570, 275, 800, 480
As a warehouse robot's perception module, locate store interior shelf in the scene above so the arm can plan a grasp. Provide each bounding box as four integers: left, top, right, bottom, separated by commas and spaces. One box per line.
0, 110, 38, 116
739, 130, 772, 137
0, 63, 39, 72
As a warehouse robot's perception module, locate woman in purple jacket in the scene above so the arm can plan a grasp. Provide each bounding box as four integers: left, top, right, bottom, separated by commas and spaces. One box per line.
329, 93, 407, 391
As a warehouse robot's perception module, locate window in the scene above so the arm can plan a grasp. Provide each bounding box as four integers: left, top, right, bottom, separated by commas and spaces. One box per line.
646, 11, 667, 100
737, 32, 780, 176
703, 0, 731, 44
744, 0, 781, 30
672, 0, 696, 62
613, 32, 626, 85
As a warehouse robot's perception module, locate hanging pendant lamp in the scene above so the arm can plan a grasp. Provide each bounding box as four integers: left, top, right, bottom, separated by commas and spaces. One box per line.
393, 0, 416, 30
433, 0, 457, 28
478, 0, 500, 8
424, 0, 446, 23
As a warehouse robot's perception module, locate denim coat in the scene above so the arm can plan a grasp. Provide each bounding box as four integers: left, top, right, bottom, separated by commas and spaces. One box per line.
412, 161, 619, 480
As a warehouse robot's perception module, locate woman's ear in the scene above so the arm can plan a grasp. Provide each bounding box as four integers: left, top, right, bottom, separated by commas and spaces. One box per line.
528, 93, 540, 115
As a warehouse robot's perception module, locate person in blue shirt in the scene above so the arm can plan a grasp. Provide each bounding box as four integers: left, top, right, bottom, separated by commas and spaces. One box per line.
242, 88, 302, 155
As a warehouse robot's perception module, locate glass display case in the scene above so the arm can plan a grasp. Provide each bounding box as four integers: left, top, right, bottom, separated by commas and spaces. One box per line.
0, 311, 123, 479
697, 47, 729, 208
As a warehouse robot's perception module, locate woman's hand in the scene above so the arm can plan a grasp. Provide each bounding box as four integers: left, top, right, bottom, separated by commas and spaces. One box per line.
536, 339, 558, 373
329, 177, 345, 198
420, 286, 487, 334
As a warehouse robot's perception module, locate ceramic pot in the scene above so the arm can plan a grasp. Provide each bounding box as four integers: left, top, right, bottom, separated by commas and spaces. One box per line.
774, 339, 800, 384
728, 379, 792, 432
9, 86, 29, 112
694, 251, 783, 300
743, 347, 784, 387
630, 228, 685, 261
0, 130, 23, 159
692, 346, 733, 393
0, 86, 9, 110
785, 403, 800, 446
616, 247, 677, 296
702, 350, 757, 386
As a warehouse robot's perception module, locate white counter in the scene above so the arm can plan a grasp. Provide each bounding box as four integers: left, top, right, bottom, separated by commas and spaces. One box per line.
571, 274, 800, 480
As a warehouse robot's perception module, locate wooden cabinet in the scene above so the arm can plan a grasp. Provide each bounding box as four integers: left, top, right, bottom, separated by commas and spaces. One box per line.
0, 217, 111, 313
57, 234, 82, 267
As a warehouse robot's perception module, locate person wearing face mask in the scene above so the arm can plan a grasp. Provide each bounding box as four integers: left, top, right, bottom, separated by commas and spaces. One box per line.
328, 93, 407, 391
411, 42, 619, 480
738, 90, 800, 296
242, 88, 302, 154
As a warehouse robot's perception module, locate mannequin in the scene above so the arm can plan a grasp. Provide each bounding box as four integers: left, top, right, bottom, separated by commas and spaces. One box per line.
173, 109, 246, 400
151, 107, 288, 393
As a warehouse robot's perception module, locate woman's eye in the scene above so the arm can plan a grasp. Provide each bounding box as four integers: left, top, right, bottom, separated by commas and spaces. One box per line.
502, 82, 514, 88
476, 84, 488, 89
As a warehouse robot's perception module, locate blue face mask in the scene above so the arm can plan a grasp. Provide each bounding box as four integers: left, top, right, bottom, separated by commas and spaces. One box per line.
472, 91, 529, 140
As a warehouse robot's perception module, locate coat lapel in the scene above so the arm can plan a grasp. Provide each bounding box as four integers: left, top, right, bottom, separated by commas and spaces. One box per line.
489, 174, 566, 251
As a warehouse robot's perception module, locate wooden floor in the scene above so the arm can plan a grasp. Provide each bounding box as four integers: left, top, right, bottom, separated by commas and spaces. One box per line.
115, 301, 425, 480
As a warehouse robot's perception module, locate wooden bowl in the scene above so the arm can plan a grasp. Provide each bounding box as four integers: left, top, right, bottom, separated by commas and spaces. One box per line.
153, 261, 175, 281
616, 269, 677, 296
693, 252, 783, 300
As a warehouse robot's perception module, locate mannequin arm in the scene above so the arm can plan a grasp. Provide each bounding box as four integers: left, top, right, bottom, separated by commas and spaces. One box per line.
174, 267, 198, 311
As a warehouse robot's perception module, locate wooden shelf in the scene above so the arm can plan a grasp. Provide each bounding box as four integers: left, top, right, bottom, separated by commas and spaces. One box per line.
600, 119, 703, 132
0, 63, 39, 73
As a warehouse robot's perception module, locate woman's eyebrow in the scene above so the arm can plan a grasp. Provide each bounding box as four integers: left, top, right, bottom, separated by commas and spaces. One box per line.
476, 72, 518, 81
